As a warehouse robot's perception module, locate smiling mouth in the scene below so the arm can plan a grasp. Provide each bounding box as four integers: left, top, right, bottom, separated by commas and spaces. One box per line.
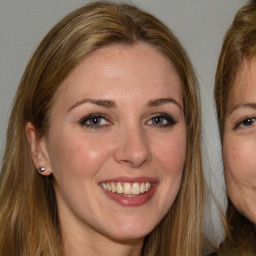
100, 182, 152, 196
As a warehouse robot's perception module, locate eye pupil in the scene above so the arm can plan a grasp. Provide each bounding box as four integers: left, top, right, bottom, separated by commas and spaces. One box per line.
91, 117, 100, 124
153, 117, 162, 124
243, 118, 255, 126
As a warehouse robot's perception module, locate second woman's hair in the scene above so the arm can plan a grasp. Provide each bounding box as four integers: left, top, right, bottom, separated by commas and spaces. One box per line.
214, 1, 256, 255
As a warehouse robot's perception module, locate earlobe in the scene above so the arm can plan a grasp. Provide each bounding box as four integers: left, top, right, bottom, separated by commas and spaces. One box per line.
26, 122, 52, 176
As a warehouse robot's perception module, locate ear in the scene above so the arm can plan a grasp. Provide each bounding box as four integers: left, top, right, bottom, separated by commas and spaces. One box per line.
26, 122, 52, 176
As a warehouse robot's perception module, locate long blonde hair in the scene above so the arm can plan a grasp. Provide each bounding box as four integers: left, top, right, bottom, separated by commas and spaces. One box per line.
0, 2, 204, 255
214, 1, 256, 255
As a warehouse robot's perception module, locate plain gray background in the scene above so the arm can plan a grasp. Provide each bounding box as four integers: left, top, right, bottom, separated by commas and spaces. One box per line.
0, 0, 248, 242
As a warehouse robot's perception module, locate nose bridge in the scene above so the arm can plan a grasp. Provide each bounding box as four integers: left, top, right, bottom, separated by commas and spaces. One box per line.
114, 122, 152, 168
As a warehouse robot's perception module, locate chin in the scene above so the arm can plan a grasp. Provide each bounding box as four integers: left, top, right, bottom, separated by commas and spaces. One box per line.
108, 233, 147, 244
105, 222, 155, 241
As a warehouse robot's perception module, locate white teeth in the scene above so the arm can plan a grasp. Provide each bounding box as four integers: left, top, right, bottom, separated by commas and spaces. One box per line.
140, 182, 145, 193
102, 183, 107, 189
132, 183, 140, 195
111, 182, 116, 193
101, 182, 152, 195
124, 183, 132, 194
107, 183, 111, 191
117, 182, 123, 194
145, 182, 151, 190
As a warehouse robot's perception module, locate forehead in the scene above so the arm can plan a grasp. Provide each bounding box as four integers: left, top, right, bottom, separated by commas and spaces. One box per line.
53, 43, 183, 105
227, 58, 256, 110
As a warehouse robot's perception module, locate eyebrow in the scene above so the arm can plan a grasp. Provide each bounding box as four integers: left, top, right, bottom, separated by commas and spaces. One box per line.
68, 97, 182, 112
68, 98, 116, 112
229, 102, 256, 116
147, 98, 182, 110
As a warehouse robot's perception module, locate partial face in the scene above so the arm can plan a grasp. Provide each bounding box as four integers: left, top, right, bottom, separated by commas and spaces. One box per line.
38, 44, 186, 242
223, 58, 256, 223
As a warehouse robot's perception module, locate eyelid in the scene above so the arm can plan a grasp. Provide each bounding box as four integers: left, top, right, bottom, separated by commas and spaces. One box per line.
234, 116, 256, 130
146, 113, 177, 127
79, 113, 111, 128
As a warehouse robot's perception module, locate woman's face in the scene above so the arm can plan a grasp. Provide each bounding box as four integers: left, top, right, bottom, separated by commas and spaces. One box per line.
223, 57, 256, 223
36, 43, 186, 242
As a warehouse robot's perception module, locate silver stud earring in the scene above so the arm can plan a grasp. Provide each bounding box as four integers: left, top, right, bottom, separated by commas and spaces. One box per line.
38, 167, 45, 173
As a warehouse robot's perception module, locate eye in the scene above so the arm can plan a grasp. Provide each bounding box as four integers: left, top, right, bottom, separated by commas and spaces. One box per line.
235, 117, 256, 129
147, 113, 176, 127
79, 114, 110, 129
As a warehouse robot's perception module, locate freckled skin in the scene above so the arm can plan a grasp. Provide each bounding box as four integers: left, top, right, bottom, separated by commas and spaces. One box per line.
224, 58, 256, 224
37, 43, 186, 254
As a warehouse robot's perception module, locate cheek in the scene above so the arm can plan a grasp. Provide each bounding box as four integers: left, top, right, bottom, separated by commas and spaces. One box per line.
47, 130, 113, 179
149, 126, 186, 216
152, 129, 186, 213
223, 137, 256, 189
156, 129, 187, 173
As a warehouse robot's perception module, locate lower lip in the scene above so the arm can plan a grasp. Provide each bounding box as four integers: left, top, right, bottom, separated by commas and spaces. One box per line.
101, 184, 157, 207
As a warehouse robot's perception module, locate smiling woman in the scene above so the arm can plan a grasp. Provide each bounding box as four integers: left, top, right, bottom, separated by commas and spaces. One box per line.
0, 2, 204, 256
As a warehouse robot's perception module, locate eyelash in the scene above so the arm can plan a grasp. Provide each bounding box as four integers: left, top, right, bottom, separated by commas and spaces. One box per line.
234, 116, 256, 129
79, 113, 110, 129
78, 113, 177, 130
147, 113, 177, 127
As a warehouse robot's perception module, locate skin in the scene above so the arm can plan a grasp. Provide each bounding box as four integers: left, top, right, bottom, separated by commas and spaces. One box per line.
223, 57, 256, 224
27, 43, 186, 256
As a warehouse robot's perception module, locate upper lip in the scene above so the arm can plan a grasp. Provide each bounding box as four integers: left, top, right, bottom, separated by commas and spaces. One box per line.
99, 176, 158, 184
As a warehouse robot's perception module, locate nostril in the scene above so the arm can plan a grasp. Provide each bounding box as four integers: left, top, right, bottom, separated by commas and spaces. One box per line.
118, 155, 151, 168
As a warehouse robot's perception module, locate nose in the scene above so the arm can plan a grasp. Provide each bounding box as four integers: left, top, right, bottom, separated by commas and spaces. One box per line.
114, 125, 152, 168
